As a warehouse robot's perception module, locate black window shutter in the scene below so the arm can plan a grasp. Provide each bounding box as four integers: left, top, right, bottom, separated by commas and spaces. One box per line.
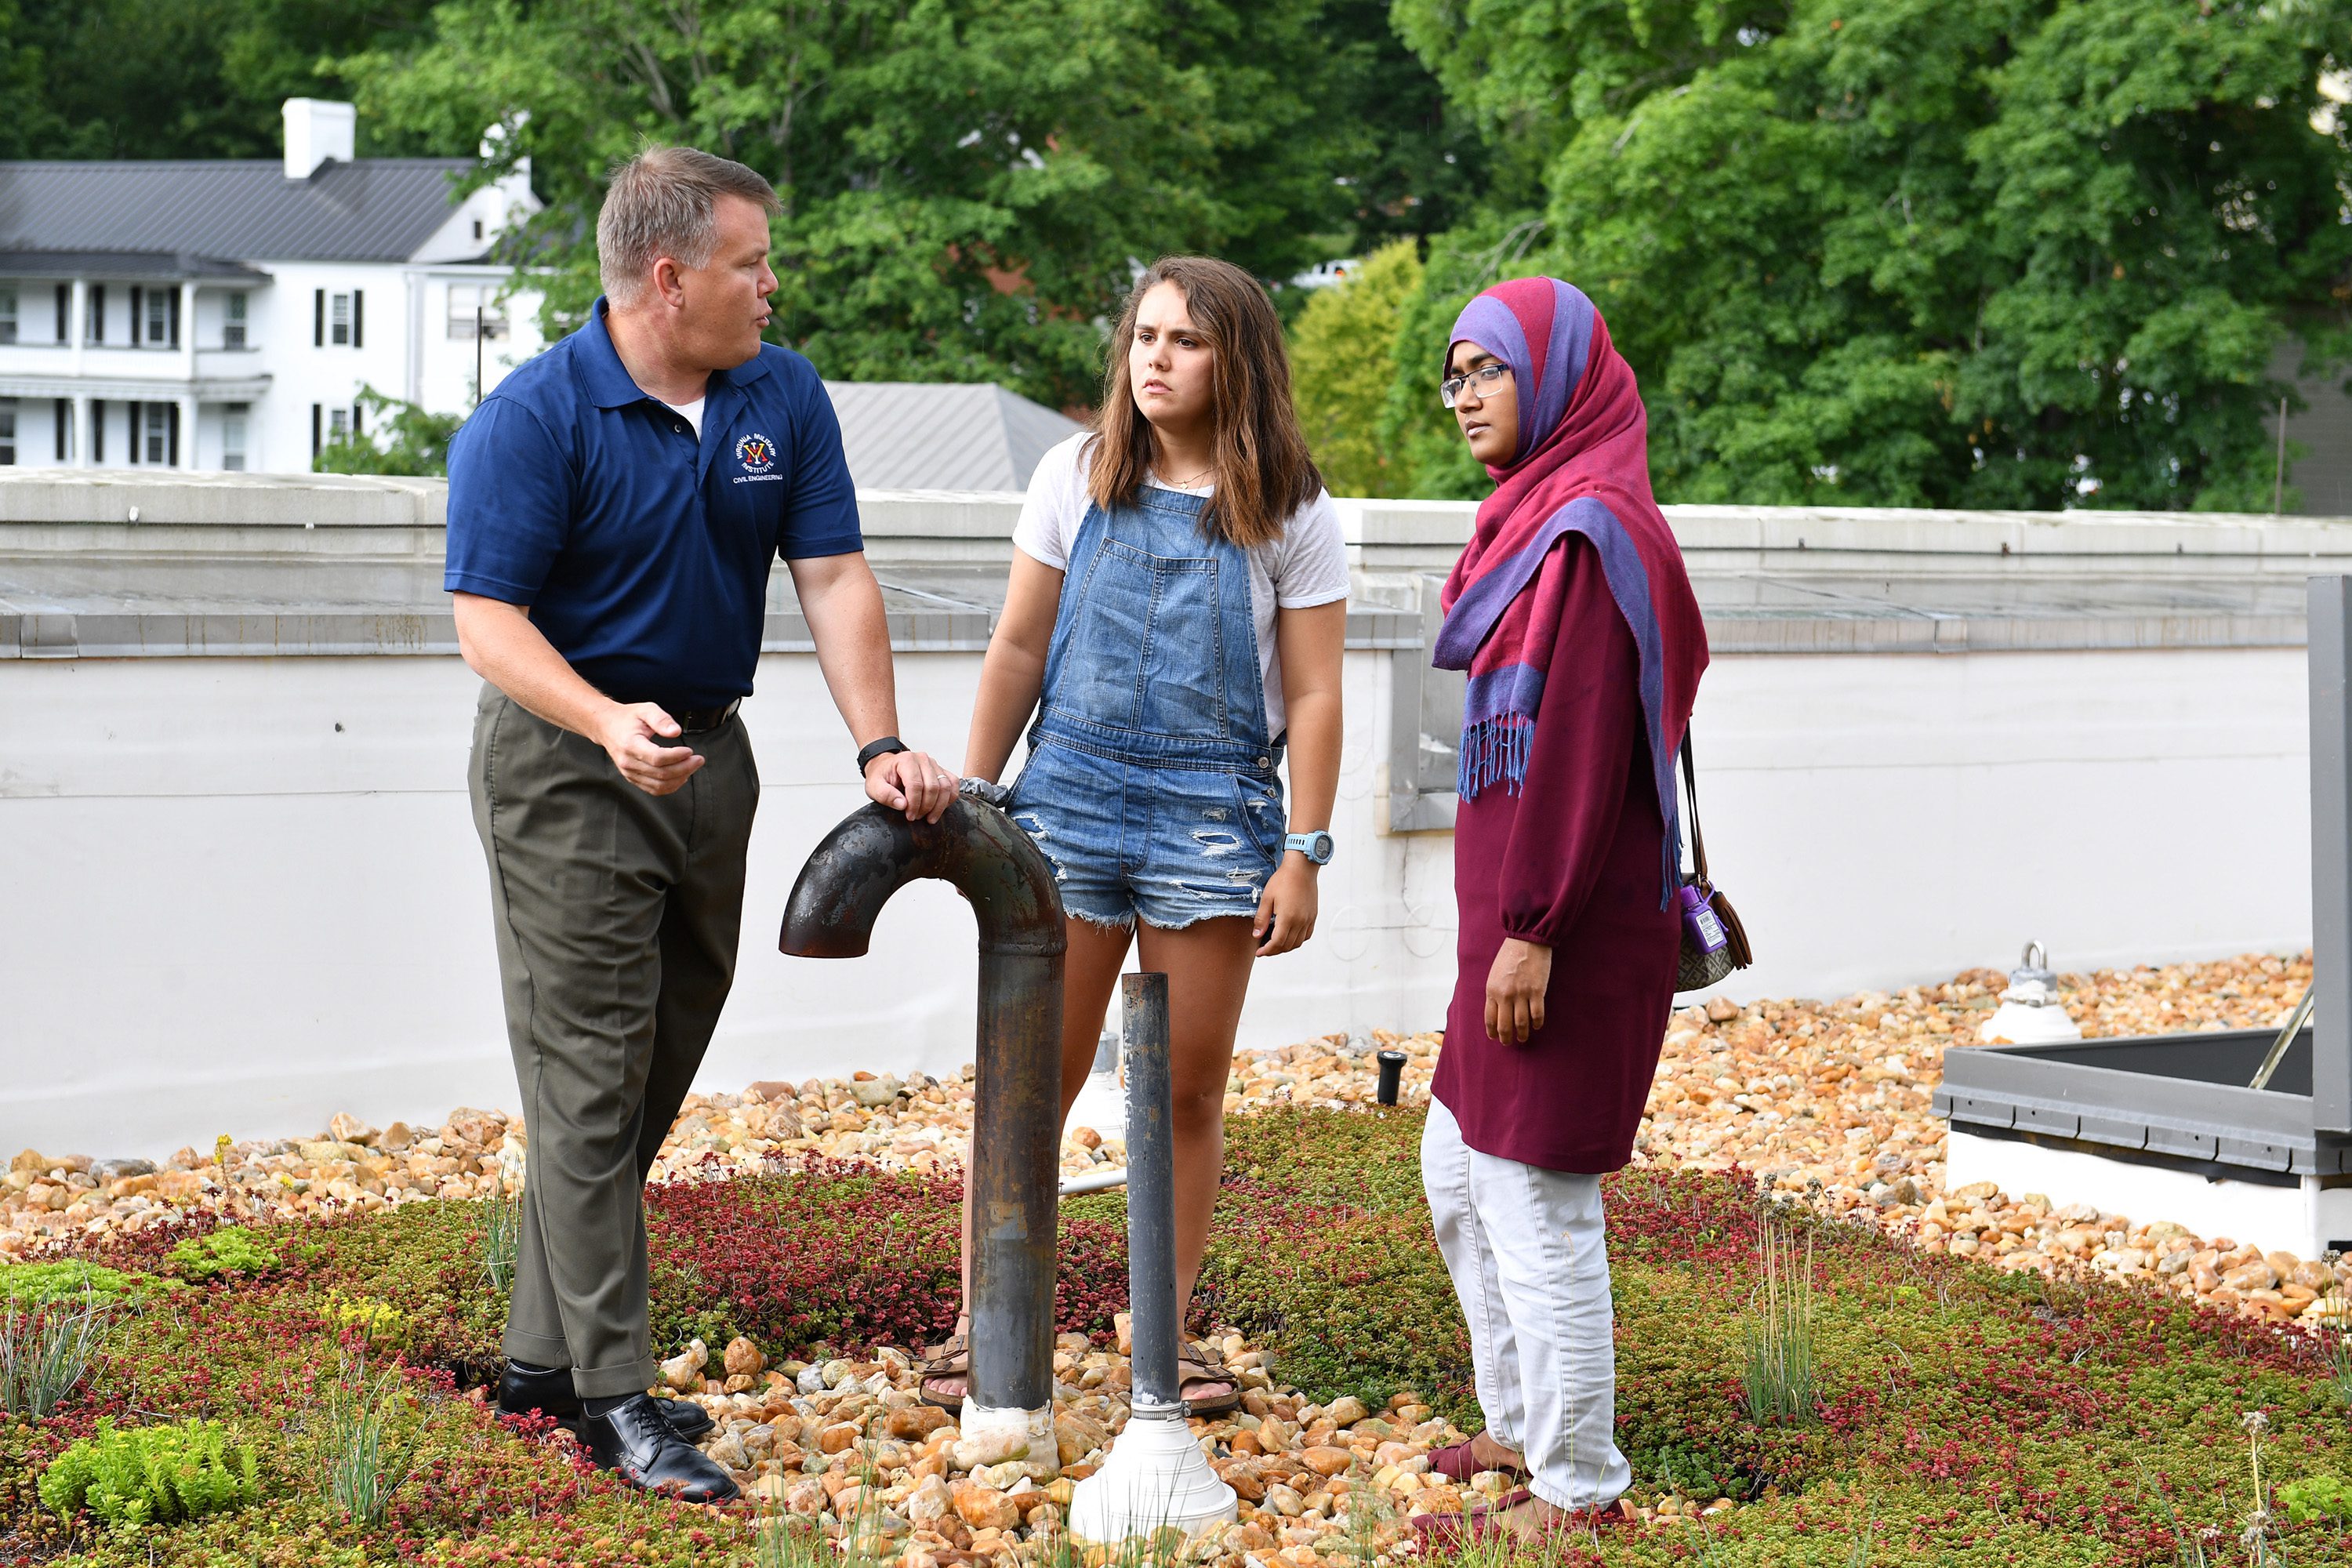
126, 401, 140, 464
311, 403, 321, 457
352, 289, 363, 349
90, 285, 104, 343
93, 401, 103, 463
352, 401, 364, 438
53, 285, 65, 343
169, 404, 180, 466
169, 289, 180, 348
314, 290, 325, 347
129, 287, 142, 344
53, 399, 65, 461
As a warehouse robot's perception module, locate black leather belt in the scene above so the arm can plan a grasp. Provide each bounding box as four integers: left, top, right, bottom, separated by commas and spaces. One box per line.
666, 699, 742, 734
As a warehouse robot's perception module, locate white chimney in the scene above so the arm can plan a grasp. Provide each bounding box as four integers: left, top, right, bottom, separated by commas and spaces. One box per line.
283, 98, 357, 180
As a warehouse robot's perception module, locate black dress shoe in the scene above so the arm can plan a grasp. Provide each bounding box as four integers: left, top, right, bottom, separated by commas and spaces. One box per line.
496, 1363, 715, 1441
583, 1393, 741, 1504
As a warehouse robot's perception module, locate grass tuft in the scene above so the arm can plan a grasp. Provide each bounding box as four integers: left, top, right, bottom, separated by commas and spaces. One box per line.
0, 1282, 111, 1418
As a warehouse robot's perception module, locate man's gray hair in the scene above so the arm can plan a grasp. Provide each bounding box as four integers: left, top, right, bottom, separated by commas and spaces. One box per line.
597, 145, 782, 306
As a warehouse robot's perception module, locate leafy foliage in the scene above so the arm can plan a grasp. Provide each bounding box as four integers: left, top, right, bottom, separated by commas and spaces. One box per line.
0, 1260, 149, 1308
335, 0, 1469, 412
1293, 241, 1428, 497
165, 1226, 281, 1283
1383, 0, 2352, 509
0, 0, 440, 161
37, 1418, 260, 1531
313, 385, 466, 477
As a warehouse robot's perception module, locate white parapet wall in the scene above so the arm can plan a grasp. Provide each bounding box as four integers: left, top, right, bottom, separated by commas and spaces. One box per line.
0, 472, 2339, 1159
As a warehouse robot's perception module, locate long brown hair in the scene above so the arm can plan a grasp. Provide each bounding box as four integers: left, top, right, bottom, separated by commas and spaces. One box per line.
1088, 255, 1323, 550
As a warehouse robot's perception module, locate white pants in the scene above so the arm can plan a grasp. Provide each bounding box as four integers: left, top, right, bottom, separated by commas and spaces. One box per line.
1421, 1098, 1631, 1510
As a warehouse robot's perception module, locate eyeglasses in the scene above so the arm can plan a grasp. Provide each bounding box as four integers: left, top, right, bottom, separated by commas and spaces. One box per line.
1440, 362, 1512, 408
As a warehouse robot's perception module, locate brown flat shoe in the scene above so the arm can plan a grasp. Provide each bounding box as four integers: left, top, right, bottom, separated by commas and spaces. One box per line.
1426, 1436, 1526, 1482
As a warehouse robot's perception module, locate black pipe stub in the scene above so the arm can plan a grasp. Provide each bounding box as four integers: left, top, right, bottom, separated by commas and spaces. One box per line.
1376, 1050, 1408, 1105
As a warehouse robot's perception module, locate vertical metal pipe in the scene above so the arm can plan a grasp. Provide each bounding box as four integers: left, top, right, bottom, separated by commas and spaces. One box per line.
1376, 1049, 1406, 1106
1121, 972, 1182, 1413
779, 797, 1066, 1414
2310, 575, 2352, 1131
968, 950, 1062, 1409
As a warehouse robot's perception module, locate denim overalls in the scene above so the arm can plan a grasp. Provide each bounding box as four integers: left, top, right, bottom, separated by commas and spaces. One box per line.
1007, 485, 1288, 928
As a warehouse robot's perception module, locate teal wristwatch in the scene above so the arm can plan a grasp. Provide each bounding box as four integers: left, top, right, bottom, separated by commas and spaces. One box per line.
1284, 829, 1335, 866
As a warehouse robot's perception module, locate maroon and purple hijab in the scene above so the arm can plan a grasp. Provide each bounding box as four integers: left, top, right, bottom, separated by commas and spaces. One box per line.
1434, 276, 1708, 906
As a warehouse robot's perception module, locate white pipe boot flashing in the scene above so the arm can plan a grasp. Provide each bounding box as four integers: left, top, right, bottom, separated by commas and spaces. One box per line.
1069, 1403, 1237, 1544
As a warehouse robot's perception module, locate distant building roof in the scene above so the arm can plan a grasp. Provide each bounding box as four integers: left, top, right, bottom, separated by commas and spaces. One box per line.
824, 380, 1083, 492
0, 249, 270, 281
0, 159, 478, 267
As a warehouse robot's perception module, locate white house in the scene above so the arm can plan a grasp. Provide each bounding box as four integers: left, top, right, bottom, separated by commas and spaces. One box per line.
0, 99, 541, 475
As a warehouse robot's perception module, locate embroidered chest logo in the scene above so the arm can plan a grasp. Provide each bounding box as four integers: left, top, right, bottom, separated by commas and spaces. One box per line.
735, 433, 776, 474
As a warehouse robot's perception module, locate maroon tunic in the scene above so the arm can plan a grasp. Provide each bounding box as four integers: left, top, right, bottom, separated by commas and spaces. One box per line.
1432, 535, 1679, 1173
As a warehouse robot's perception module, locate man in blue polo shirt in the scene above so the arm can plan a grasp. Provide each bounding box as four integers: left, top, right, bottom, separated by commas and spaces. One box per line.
445, 145, 955, 1504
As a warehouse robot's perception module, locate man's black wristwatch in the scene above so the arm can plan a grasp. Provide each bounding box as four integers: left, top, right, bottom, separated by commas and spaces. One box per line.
856, 735, 909, 776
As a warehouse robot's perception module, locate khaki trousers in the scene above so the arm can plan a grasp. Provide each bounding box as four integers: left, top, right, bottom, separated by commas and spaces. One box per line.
468, 685, 758, 1399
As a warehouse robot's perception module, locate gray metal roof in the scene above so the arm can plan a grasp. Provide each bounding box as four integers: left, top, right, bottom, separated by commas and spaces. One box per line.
0, 249, 269, 281
823, 381, 1083, 492
0, 159, 477, 266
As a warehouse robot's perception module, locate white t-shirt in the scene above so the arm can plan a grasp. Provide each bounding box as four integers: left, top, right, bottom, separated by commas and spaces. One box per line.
666, 395, 706, 437
1011, 433, 1349, 741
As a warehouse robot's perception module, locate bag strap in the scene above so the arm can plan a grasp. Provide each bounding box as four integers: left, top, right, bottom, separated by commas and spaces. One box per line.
1680, 731, 1709, 885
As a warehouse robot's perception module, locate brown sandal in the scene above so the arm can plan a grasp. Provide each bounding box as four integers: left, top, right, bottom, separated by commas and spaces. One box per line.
918, 1331, 969, 1410
1174, 1341, 1242, 1417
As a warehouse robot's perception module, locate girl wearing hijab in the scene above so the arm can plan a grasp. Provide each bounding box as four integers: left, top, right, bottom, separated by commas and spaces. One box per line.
921, 255, 1349, 1414
1413, 277, 1708, 1541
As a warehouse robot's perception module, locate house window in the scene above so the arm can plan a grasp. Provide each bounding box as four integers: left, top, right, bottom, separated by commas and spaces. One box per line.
0, 401, 16, 466
222, 403, 248, 471
223, 292, 247, 349
0, 288, 16, 345
331, 293, 351, 346
143, 403, 169, 464
145, 290, 170, 345
328, 405, 350, 443
87, 285, 105, 343
472, 218, 485, 241
448, 285, 510, 341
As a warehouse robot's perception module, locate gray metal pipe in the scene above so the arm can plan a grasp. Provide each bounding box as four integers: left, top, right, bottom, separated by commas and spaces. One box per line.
779, 797, 1065, 1415
1120, 971, 1183, 1414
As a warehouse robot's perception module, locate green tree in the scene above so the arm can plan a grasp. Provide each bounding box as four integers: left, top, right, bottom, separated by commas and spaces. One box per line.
1389, 0, 2352, 510
1292, 240, 1427, 496
4, 0, 437, 160
339, 0, 1473, 411
314, 386, 463, 477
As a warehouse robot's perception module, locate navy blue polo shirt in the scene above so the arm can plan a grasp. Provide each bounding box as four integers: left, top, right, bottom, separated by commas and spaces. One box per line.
444, 298, 862, 708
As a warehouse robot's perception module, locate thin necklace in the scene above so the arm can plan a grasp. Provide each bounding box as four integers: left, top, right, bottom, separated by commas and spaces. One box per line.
1157, 463, 1213, 488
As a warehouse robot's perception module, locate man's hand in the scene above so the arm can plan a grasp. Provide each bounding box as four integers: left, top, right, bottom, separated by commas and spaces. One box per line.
1254, 856, 1320, 956
1485, 937, 1553, 1044
597, 702, 705, 796
866, 749, 957, 822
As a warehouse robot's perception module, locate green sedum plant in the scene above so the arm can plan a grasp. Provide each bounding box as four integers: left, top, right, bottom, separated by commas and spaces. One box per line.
37, 1417, 260, 1530
0, 1259, 149, 1308
165, 1227, 282, 1283
2281, 1473, 2352, 1524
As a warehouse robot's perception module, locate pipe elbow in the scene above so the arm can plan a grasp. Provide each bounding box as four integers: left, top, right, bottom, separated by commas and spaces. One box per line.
779, 798, 1065, 960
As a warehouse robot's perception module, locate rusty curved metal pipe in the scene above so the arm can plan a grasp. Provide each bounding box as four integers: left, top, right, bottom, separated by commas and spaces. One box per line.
779, 797, 1065, 1418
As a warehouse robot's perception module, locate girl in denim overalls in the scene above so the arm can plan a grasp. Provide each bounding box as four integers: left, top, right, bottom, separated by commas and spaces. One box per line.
920, 256, 1347, 1411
